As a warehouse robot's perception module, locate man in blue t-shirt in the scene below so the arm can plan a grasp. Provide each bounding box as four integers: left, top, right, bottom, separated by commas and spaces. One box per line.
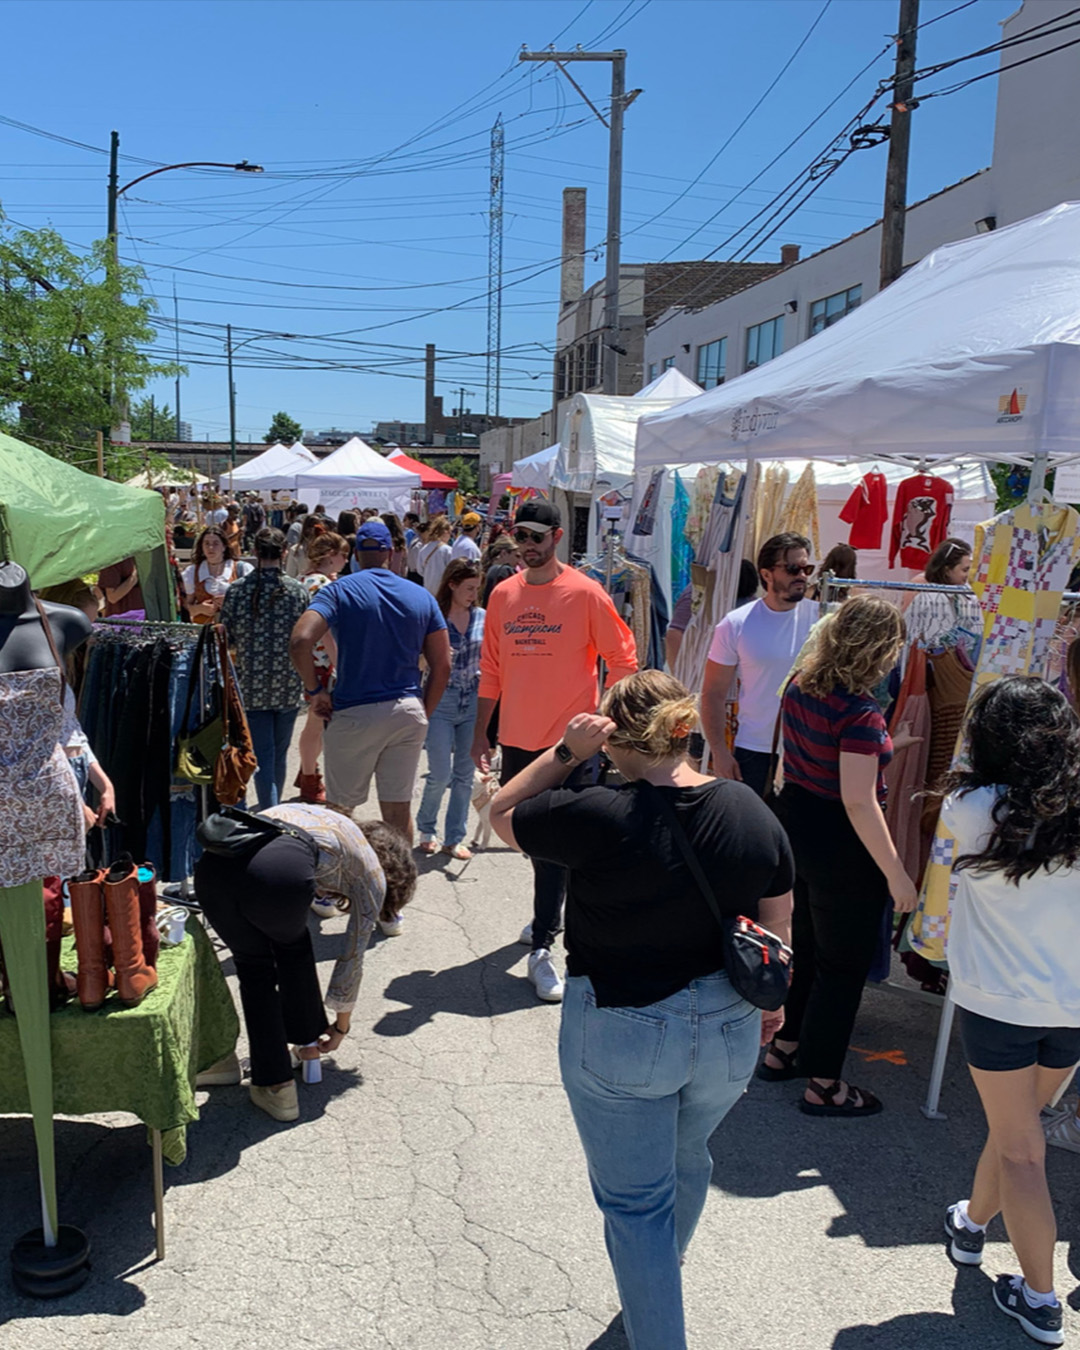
290, 520, 451, 842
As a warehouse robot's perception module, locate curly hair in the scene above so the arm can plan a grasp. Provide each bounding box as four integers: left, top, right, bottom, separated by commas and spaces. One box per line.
798, 594, 905, 699
356, 819, 417, 921
600, 670, 698, 764
942, 676, 1080, 883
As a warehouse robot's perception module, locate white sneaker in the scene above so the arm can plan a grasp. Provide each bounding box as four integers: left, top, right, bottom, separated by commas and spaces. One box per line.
311, 896, 339, 919
1045, 1110, 1080, 1154
519, 921, 533, 945
527, 948, 563, 1003
378, 913, 404, 937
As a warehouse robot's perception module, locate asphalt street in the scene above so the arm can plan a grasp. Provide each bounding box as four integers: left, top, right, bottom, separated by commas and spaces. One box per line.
2, 729, 1078, 1348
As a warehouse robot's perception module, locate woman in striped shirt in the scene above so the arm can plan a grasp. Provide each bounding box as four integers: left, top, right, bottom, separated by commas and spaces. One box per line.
416, 559, 486, 859
761, 595, 919, 1117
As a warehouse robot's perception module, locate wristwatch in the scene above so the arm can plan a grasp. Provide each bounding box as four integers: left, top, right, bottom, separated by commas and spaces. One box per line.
554, 741, 579, 765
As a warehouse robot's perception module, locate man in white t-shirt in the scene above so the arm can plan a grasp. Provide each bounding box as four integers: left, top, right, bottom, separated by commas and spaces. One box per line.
701, 532, 818, 797
450, 512, 482, 563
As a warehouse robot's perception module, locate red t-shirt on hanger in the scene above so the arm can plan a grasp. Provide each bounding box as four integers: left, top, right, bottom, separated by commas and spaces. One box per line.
888, 474, 954, 569
839, 472, 889, 549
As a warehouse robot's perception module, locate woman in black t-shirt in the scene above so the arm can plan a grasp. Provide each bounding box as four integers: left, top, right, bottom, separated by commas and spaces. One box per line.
490, 670, 793, 1350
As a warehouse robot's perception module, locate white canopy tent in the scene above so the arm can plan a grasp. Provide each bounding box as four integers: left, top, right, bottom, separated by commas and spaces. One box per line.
295, 436, 420, 517
637, 201, 1080, 476
124, 464, 209, 488
509, 442, 559, 492
636, 367, 705, 401
221, 441, 318, 492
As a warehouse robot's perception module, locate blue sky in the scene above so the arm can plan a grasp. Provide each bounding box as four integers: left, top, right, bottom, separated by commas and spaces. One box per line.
0, 0, 1015, 442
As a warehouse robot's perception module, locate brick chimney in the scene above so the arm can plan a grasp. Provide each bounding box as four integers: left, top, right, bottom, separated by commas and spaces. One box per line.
560, 187, 587, 310
780, 243, 801, 266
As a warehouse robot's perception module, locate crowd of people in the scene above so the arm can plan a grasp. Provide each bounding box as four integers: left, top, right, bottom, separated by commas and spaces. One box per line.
39, 485, 1080, 1349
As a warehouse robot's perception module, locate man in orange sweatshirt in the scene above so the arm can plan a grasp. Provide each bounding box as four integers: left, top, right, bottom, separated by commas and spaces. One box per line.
471, 500, 638, 1002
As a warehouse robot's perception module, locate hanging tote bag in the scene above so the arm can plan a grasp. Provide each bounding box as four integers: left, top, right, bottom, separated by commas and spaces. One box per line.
648, 785, 793, 1011
212, 628, 257, 806
175, 625, 225, 785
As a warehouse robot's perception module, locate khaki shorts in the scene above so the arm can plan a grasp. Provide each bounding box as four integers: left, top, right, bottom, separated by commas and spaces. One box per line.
324, 697, 428, 809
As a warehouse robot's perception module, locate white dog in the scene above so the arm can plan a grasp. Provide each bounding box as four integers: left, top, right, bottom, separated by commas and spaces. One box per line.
470, 749, 502, 851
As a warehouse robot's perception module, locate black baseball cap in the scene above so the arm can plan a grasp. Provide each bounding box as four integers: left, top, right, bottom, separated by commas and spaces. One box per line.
515, 500, 561, 533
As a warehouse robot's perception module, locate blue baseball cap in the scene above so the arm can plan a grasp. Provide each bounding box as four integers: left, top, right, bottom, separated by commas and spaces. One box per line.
355, 520, 393, 551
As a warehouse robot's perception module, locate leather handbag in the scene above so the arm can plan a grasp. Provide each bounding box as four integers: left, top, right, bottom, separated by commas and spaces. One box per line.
212, 628, 257, 806
197, 805, 314, 859
649, 784, 793, 1012
175, 625, 224, 785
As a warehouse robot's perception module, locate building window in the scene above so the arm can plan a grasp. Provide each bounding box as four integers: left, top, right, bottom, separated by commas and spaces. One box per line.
695, 338, 727, 390
557, 357, 568, 401
647, 362, 657, 383
809, 284, 862, 336
745, 316, 784, 371
662, 356, 675, 370
586, 338, 599, 389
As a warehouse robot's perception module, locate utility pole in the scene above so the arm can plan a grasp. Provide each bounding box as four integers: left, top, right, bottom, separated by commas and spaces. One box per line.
227, 323, 237, 467
879, 0, 919, 290
519, 48, 637, 395
455, 387, 474, 448
173, 281, 182, 441
486, 116, 505, 420
106, 130, 128, 443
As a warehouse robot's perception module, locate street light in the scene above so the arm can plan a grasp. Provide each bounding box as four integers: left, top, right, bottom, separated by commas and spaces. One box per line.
227, 325, 298, 472
106, 130, 263, 440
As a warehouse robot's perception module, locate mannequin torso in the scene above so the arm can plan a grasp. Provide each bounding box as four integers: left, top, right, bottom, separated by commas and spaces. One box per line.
0, 563, 92, 673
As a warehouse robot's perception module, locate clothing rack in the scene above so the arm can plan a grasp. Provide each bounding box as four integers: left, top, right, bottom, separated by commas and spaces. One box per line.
93, 616, 203, 641
819, 573, 1079, 1120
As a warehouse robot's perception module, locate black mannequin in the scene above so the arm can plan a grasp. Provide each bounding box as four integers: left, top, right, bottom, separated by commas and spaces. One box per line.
0, 562, 91, 674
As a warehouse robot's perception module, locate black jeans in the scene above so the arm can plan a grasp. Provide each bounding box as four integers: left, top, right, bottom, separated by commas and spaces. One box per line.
500, 744, 596, 952
196, 833, 329, 1086
775, 783, 890, 1081
734, 746, 775, 799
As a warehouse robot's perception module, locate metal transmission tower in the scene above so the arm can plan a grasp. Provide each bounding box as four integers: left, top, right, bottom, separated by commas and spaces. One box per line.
486, 115, 505, 419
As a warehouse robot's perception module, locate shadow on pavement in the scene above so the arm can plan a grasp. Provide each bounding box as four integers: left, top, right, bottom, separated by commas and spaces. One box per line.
831, 1271, 1012, 1347
372, 942, 539, 1036
585, 1312, 630, 1348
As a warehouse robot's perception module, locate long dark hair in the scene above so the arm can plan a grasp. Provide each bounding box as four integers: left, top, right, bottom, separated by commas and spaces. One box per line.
380, 513, 406, 551
925, 537, 971, 585
252, 527, 287, 616
943, 676, 1080, 883
435, 559, 480, 618
193, 524, 238, 567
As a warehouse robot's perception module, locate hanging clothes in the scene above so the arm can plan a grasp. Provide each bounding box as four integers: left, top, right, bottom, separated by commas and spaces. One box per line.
749, 464, 789, 563
778, 463, 820, 560
839, 471, 889, 550
670, 473, 693, 602
685, 466, 721, 555
884, 645, 931, 885
911, 500, 1080, 961
578, 555, 652, 669
888, 475, 954, 570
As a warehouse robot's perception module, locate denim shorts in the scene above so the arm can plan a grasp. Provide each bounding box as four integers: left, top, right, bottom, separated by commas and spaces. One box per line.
958, 1007, 1080, 1072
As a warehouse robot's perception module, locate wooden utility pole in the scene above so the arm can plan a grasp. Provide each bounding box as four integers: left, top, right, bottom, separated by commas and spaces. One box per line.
96, 430, 104, 478
879, 0, 919, 290
519, 49, 634, 395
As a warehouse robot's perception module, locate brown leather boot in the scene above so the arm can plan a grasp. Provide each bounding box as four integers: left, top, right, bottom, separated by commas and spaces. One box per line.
103, 859, 157, 1008
295, 771, 326, 804
69, 869, 110, 1011
136, 863, 160, 970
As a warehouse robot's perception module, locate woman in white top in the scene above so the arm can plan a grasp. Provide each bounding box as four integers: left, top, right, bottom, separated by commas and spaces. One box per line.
941, 676, 1080, 1347
418, 516, 452, 595
181, 525, 253, 624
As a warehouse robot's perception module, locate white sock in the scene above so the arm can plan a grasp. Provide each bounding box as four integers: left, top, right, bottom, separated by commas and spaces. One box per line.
955, 1199, 986, 1233
1021, 1280, 1059, 1309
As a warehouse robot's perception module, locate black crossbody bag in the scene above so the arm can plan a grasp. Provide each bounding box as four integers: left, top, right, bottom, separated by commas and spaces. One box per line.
648, 786, 793, 1012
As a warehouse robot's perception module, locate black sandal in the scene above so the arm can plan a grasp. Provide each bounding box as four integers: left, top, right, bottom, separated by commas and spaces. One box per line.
799, 1079, 883, 1117
756, 1043, 801, 1082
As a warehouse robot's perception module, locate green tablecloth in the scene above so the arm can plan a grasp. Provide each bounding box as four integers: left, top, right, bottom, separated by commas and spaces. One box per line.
0, 916, 238, 1164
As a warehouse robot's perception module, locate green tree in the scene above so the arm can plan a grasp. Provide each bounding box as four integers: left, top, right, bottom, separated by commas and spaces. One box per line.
435, 454, 478, 494
0, 219, 179, 456
129, 396, 177, 442
265, 411, 303, 444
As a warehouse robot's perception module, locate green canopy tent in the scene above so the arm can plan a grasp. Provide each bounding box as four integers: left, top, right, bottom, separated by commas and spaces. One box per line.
0, 429, 171, 618
0, 430, 169, 1283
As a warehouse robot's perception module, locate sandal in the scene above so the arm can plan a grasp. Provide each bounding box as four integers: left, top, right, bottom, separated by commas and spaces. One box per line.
441, 843, 473, 861
756, 1042, 801, 1082
799, 1079, 883, 1118
418, 839, 439, 855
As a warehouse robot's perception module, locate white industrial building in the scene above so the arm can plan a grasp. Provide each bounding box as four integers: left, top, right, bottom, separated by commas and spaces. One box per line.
644, 0, 1080, 391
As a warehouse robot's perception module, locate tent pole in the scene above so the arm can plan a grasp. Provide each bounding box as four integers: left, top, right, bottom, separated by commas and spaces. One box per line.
1028, 449, 1049, 503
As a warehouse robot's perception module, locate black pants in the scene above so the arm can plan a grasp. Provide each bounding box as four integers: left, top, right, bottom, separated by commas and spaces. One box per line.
196, 833, 329, 1086
500, 744, 596, 953
734, 746, 775, 799
775, 783, 890, 1080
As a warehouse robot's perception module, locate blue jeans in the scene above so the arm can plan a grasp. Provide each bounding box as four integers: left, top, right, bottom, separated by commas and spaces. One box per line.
247, 708, 300, 810
416, 684, 477, 846
559, 973, 761, 1350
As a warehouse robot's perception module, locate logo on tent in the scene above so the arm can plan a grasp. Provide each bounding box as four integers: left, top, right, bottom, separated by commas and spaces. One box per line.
729, 402, 781, 441
997, 389, 1027, 424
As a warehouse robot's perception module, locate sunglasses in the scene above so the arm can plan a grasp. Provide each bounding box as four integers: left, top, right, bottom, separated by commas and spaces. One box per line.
779, 563, 815, 577
513, 528, 550, 544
